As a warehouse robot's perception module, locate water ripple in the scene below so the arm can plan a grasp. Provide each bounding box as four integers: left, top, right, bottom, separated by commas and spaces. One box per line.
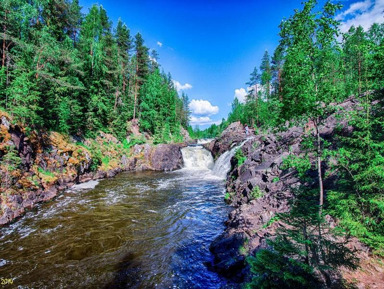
0, 170, 233, 288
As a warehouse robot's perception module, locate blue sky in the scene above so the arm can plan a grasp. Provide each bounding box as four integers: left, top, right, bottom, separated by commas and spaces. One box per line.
80, 0, 384, 128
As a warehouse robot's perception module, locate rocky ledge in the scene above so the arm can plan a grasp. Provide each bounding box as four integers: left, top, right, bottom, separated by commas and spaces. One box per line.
207, 98, 376, 284
204, 121, 247, 159
0, 113, 185, 225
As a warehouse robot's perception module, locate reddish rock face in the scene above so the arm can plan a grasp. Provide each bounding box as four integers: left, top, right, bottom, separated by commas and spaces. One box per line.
209, 97, 362, 283
0, 114, 185, 226
205, 121, 246, 159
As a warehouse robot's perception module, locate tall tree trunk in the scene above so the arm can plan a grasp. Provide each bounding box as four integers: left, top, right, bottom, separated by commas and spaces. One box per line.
278, 69, 282, 101
114, 50, 122, 112
122, 63, 127, 94
6, 51, 9, 109
358, 53, 361, 95
114, 89, 119, 111
303, 221, 310, 266
314, 119, 324, 216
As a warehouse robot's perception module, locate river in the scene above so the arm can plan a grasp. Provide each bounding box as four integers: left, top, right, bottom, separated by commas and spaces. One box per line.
0, 145, 239, 288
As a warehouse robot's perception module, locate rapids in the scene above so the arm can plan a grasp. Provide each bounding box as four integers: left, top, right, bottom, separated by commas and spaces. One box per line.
0, 145, 239, 288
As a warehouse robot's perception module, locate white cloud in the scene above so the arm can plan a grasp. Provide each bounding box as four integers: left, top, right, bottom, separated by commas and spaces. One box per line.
173, 80, 193, 92
336, 0, 384, 33
335, 0, 372, 21
189, 99, 219, 116
157, 41, 163, 47
149, 56, 157, 63
189, 116, 221, 126
234, 88, 247, 103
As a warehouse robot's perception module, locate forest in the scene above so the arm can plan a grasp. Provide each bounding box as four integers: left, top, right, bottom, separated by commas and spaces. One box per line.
0, 0, 190, 143
215, 0, 384, 287
1, 0, 384, 287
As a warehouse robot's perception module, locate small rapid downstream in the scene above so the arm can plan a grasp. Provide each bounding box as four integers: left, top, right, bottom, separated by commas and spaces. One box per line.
0, 145, 240, 288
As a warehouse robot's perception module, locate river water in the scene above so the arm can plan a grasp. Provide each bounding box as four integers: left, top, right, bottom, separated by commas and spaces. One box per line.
0, 146, 239, 288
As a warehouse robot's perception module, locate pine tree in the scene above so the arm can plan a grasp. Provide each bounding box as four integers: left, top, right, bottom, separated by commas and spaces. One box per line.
246, 66, 260, 98
247, 188, 358, 288
132, 33, 149, 120
246, 67, 260, 127
271, 44, 284, 101
68, 0, 82, 46
260, 50, 272, 98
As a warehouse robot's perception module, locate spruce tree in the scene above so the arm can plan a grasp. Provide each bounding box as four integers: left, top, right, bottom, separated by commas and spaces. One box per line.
260, 50, 272, 98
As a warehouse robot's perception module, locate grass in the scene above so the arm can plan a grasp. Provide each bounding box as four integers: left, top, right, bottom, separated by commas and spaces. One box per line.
38, 167, 55, 177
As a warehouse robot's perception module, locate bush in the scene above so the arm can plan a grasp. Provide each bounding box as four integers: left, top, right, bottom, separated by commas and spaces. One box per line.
250, 186, 264, 199
235, 148, 247, 166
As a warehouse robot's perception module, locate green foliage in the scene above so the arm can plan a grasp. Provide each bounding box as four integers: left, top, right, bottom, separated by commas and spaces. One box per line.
101, 156, 110, 167
246, 249, 318, 289
188, 119, 228, 139
235, 148, 247, 166
0, 1, 190, 143
326, 91, 384, 255
250, 186, 264, 200
0, 145, 22, 189
279, 0, 343, 123
190, 0, 384, 286
282, 154, 312, 179
260, 50, 272, 98
37, 167, 55, 178
247, 187, 358, 288
122, 136, 145, 150
262, 215, 280, 229
140, 69, 187, 142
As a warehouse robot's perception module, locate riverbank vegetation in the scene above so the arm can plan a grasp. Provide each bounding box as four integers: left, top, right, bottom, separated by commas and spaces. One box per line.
211, 0, 384, 287
1, 0, 384, 287
0, 0, 194, 226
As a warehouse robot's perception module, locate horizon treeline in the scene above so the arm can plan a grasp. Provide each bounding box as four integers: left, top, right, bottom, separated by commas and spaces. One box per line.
0, 0, 191, 142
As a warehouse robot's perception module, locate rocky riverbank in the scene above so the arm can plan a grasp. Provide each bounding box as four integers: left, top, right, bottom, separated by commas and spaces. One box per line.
207, 99, 384, 287
0, 112, 185, 225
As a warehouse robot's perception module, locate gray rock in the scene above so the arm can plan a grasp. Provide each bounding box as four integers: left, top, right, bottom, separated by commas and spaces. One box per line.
1, 116, 10, 129
150, 144, 183, 171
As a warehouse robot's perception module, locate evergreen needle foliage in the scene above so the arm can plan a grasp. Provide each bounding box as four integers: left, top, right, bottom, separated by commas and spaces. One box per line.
0, 0, 190, 141
231, 1, 384, 285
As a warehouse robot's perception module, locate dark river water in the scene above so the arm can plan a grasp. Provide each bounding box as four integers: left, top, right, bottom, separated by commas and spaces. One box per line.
0, 164, 233, 288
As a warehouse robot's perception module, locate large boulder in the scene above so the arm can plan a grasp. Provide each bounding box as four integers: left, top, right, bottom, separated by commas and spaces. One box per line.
208, 121, 247, 158
150, 144, 184, 171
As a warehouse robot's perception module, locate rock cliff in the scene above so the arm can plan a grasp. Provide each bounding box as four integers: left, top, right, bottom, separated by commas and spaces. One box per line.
0, 112, 184, 225
208, 98, 369, 283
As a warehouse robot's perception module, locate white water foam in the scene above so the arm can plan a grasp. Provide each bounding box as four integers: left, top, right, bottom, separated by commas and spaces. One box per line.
181, 146, 214, 170
211, 140, 247, 179
180, 141, 247, 180
71, 180, 99, 191
196, 138, 214, 144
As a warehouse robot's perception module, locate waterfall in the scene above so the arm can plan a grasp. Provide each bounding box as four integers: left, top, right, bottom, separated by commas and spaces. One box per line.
212, 141, 247, 178
181, 140, 247, 179
197, 138, 214, 145
181, 146, 214, 170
